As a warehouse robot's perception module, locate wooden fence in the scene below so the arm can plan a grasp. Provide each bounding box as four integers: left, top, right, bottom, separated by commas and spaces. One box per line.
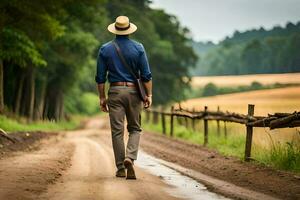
144, 104, 300, 161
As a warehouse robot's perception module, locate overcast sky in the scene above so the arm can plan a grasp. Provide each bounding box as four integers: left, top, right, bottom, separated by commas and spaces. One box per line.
151, 0, 300, 43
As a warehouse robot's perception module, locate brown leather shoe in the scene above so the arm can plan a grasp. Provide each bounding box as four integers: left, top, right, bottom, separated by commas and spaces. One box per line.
124, 158, 136, 179
116, 168, 126, 178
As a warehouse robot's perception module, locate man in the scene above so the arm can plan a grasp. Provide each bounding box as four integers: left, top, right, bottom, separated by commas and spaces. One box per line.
95, 16, 152, 179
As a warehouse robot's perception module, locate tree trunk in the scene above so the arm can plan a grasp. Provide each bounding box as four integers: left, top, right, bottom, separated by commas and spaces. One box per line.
59, 93, 64, 120
43, 98, 49, 120
28, 67, 35, 121
14, 73, 25, 115
0, 59, 4, 113
34, 80, 47, 120
54, 91, 62, 121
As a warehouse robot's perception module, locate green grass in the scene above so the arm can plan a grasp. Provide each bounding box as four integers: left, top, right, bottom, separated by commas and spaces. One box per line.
142, 113, 300, 173
254, 142, 300, 172
142, 114, 246, 158
0, 115, 84, 132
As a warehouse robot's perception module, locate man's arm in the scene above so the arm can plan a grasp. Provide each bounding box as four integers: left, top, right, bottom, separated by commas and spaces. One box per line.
139, 44, 153, 108
97, 83, 108, 112
143, 80, 152, 108
95, 47, 108, 112
144, 80, 152, 96
97, 83, 106, 99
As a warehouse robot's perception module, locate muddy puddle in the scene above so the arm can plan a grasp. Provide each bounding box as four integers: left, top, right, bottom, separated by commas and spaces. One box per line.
136, 151, 230, 200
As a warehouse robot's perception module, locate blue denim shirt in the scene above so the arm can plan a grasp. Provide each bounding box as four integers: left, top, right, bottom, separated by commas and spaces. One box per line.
95, 35, 152, 84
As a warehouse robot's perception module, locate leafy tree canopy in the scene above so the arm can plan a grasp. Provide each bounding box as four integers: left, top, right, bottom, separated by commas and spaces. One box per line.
1, 0, 197, 119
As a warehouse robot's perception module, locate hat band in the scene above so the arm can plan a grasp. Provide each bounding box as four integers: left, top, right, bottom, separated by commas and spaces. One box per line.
115, 24, 130, 31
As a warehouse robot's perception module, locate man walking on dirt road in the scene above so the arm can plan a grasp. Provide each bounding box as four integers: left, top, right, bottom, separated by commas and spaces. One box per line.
95, 16, 152, 179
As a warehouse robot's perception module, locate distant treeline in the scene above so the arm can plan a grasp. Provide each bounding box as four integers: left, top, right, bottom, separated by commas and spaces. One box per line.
191, 22, 300, 76
186, 82, 298, 99
0, 0, 196, 121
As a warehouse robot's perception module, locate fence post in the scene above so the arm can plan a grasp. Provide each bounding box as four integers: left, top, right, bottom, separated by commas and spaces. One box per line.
145, 110, 150, 122
153, 111, 159, 124
161, 108, 166, 135
185, 116, 189, 129
224, 121, 227, 138
204, 106, 208, 146
217, 106, 220, 136
244, 104, 255, 161
192, 108, 196, 131
170, 106, 174, 137
178, 103, 182, 110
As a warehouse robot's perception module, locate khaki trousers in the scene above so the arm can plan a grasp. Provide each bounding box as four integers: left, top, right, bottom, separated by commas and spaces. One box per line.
107, 86, 142, 170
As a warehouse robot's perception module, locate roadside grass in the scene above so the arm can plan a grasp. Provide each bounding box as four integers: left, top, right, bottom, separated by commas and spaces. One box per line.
253, 141, 300, 172
1, 91, 103, 133
142, 113, 300, 173
0, 115, 85, 132
142, 114, 246, 158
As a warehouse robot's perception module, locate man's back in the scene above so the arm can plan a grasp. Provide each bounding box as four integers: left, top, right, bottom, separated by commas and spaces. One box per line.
95, 35, 151, 84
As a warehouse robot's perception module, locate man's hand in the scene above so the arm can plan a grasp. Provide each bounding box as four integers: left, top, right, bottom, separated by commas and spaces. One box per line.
144, 95, 152, 109
100, 98, 109, 112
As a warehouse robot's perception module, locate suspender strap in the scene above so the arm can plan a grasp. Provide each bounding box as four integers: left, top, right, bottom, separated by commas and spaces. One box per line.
113, 41, 138, 80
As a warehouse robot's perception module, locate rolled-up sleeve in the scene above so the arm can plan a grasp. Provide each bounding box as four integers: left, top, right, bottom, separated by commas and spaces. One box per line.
138, 44, 152, 82
95, 47, 107, 84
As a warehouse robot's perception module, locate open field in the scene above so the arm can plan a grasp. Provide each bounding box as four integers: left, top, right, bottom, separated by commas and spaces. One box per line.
181, 86, 300, 115
180, 86, 300, 150
191, 73, 300, 87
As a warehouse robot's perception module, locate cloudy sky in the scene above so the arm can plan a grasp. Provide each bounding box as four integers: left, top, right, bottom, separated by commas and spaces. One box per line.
151, 0, 300, 43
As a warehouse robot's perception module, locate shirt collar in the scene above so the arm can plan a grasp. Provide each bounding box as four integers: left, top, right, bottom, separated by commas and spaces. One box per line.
115, 35, 129, 40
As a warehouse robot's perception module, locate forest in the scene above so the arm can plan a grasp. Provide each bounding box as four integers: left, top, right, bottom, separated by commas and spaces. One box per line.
191, 21, 300, 76
0, 0, 197, 121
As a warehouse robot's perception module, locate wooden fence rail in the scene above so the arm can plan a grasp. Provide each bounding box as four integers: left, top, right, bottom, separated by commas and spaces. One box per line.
144, 104, 300, 161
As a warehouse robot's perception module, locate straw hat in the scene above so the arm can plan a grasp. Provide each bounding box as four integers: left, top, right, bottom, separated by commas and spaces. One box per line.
107, 16, 137, 35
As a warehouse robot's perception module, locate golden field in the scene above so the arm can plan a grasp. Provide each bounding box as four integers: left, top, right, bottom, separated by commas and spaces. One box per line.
180, 86, 300, 148
191, 73, 300, 87
181, 86, 300, 115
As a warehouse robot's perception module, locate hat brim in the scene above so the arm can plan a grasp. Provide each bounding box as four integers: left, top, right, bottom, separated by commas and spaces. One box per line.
107, 23, 137, 35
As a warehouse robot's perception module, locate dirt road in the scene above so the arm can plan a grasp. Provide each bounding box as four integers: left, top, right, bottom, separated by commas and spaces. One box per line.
0, 117, 299, 200
0, 119, 181, 200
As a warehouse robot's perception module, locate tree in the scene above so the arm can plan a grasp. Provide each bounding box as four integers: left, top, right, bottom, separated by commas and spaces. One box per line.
192, 21, 300, 76
202, 83, 218, 96
0, 0, 66, 115
0, 28, 46, 113
149, 10, 197, 104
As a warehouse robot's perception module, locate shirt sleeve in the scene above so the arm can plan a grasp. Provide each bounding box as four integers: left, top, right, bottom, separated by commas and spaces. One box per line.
95, 47, 108, 84
138, 44, 152, 82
